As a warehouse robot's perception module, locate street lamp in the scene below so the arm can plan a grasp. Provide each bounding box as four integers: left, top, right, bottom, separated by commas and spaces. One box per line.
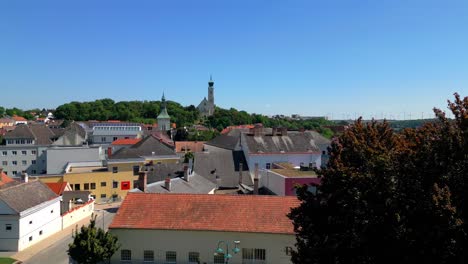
214, 240, 240, 264
94, 209, 105, 230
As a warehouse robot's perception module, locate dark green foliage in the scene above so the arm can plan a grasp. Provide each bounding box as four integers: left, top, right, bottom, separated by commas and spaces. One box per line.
68, 215, 120, 264
289, 93, 468, 264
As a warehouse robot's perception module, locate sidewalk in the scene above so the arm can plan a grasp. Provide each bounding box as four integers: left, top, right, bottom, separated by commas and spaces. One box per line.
11, 215, 92, 262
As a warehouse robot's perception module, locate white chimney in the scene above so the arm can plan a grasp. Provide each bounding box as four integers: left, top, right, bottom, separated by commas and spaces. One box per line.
184, 165, 189, 182
254, 163, 259, 195
165, 177, 171, 191
21, 171, 29, 183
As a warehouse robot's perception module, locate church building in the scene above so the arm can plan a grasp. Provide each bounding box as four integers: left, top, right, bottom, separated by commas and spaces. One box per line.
197, 76, 215, 117
157, 93, 171, 131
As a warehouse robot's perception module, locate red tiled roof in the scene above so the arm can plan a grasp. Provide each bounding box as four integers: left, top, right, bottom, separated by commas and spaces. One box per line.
110, 193, 299, 234
221, 125, 255, 135
45, 182, 69, 195
111, 138, 142, 146
12, 115, 27, 121
175, 141, 206, 153
0, 172, 15, 187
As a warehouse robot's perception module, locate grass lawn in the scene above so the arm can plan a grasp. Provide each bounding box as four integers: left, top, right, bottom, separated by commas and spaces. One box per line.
0, 257, 17, 264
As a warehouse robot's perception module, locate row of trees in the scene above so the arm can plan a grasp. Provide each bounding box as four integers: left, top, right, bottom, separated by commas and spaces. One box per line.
0, 106, 39, 120
54, 99, 335, 137
289, 93, 468, 263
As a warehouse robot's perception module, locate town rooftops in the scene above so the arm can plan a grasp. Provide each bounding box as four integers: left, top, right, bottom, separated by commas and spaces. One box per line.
205, 135, 239, 150
12, 115, 27, 122
45, 182, 70, 195
110, 135, 176, 160
109, 193, 299, 234
111, 138, 142, 146
131, 174, 216, 194
0, 170, 17, 189
174, 141, 206, 153
0, 180, 58, 214
4, 124, 55, 145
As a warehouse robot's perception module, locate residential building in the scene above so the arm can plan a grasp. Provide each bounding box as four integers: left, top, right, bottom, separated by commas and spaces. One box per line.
0, 118, 14, 129
46, 146, 105, 175
79, 121, 143, 145
109, 193, 299, 264
174, 141, 206, 154
109, 138, 141, 156
0, 179, 61, 251
157, 94, 171, 132
51, 122, 87, 146
12, 115, 28, 125
197, 76, 216, 118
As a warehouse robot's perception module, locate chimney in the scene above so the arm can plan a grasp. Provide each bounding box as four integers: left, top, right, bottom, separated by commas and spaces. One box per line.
238, 162, 243, 185
165, 177, 171, 191
21, 171, 29, 183
138, 171, 147, 192
0, 168, 3, 174
280, 127, 288, 136
253, 163, 259, 195
272, 127, 278, 136
107, 147, 112, 158
183, 165, 189, 182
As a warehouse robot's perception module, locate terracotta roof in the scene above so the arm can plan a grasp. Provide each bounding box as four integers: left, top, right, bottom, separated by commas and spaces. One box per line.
0, 172, 16, 188
110, 193, 299, 234
45, 182, 69, 195
175, 141, 206, 153
12, 115, 27, 122
111, 138, 142, 146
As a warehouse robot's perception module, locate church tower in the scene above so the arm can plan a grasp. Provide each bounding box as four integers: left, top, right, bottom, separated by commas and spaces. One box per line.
157, 93, 171, 131
208, 75, 214, 105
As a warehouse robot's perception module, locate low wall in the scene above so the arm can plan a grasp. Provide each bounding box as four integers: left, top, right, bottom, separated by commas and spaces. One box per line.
62, 200, 95, 230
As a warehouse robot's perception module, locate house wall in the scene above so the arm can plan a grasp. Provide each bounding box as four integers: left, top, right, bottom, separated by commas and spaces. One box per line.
110, 229, 295, 264
245, 153, 321, 179
64, 171, 139, 203
0, 214, 20, 251
260, 170, 286, 196
18, 197, 62, 251
0, 146, 48, 176
284, 177, 321, 196
62, 201, 94, 229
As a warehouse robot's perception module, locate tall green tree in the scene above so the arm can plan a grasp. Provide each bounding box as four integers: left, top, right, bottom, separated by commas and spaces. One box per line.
68, 215, 120, 264
289, 95, 467, 264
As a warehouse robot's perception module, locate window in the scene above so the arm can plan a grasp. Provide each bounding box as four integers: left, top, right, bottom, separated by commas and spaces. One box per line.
21, 151, 27, 155
121, 249, 131, 261
242, 248, 266, 263
166, 251, 177, 263
31, 150, 37, 155
5, 224, 12, 231
214, 253, 225, 264
112, 167, 118, 173
113, 137, 118, 141
90, 183, 96, 190
100, 194, 107, 198
39, 230, 43, 235
12, 171, 17, 176
143, 250, 154, 262
22, 160, 27, 165
51, 210, 54, 214
29, 220, 32, 224
32, 160, 36, 165
84, 183, 90, 190
12, 151, 17, 155
74, 184, 80, 191
32, 170, 36, 174
113, 181, 118, 188
101, 182, 106, 187
1, 151, 6, 156
188, 252, 200, 264
29, 236, 33, 242
133, 165, 140, 176
12, 161, 17, 166
2, 161, 7, 166
266, 163, 271, 169
101, 137, 106, 142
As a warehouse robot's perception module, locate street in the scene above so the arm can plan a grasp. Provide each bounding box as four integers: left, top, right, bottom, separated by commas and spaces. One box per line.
21, 205, 118, 264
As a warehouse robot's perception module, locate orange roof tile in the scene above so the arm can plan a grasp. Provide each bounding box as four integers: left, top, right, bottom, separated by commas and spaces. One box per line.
12, 115, 27, 121
111, 138, 142, 146
175, 141, 206, 153
45, 182, 69, 195
0, 172, 15, 187
110, 193, 299, 234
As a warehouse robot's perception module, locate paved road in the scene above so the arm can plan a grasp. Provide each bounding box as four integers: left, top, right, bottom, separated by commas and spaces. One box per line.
23, 206, 118, 264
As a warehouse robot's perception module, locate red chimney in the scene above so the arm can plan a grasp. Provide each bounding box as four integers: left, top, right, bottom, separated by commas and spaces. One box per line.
138, 171, 147, 192
107, 147, 112, 158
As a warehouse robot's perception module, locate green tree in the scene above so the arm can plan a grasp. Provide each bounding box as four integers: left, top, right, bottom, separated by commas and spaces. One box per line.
289, 111, 466, 264
68, 215, 120, 264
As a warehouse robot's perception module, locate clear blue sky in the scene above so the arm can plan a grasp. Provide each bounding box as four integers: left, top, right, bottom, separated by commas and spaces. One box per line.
1, 0, 467, 120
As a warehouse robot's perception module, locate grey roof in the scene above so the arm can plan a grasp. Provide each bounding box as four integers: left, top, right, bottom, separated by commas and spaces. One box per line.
132, 174, 216, 194
144, 162, 185, 183
194, 147, 252, 188
0, 180, 58, 213
110, 135, 176, 159
4, 124, 55, 145
242, 130, 330, 154
205, 135, 239, 150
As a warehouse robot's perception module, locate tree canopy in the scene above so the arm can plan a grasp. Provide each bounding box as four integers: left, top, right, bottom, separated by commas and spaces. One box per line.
289, 93, 468, 264
68, 215, 120, 264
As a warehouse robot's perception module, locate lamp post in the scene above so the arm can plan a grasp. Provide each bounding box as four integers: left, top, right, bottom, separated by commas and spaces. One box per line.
214, 240, 240, 264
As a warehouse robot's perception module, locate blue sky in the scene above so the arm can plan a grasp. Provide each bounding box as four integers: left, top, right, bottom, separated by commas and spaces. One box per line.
0, 0, 467, 119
